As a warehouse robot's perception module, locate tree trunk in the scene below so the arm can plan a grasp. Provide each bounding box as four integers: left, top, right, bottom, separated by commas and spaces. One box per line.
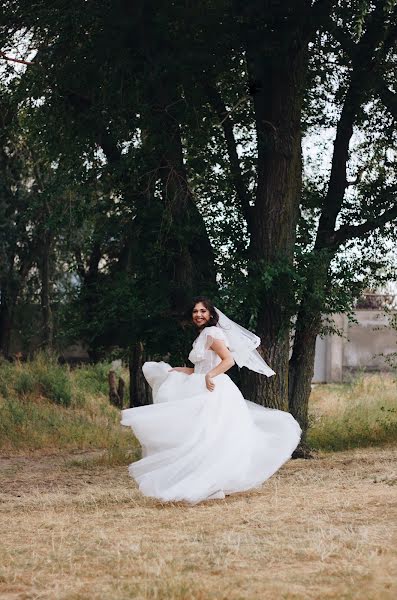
288, 258, 332, 446
146, 79, 217, 308
241, 331, 290, 410
39, 231, 54, 350
288, 313, 321, 441
129, 342, 151, 407
286, 2, 392, 441
81, 239, 102, 361
241, 15, 308, 408
0, 248, 36, 358
108, 370, 125, 408
0, 284, 14, 357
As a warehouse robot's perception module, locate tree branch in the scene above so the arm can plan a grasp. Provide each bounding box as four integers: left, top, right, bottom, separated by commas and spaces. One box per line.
303, 0, 335, 40
376, 78, 397, 119
204, 82, 252, 228
0, 51, 34, 66
333, 201, 397, 246
324, 17, 356, 55
346, 166, 365, 187
315, 0, 392, 250
74, 250, 86, 280
325, 13, 397, 121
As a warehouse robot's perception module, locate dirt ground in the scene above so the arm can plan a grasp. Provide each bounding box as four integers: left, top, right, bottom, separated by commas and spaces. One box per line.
0, 447, 396, 600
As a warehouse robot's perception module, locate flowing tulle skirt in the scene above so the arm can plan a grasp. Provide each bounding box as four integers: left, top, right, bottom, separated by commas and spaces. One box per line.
120, 362, 301, 504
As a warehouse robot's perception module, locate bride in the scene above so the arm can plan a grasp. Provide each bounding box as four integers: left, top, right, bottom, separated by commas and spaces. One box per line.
121, 297, 301, 504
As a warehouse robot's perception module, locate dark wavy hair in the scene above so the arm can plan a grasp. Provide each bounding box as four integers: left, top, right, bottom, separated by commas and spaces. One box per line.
188, 296, 219, 329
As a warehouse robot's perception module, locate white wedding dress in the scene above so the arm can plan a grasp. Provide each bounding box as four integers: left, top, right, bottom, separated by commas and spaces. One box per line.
121, 326, 301, 504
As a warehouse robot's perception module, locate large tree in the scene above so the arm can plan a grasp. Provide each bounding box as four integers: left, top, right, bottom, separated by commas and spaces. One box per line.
193, 1, 397, 449
288, 0, 397, 447
1, 1, 397, 441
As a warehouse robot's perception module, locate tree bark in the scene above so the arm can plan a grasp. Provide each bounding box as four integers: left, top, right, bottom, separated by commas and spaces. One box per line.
0, 250, 35, 358
239, 6, 309, 408
80, 238, 102, 361
288, 313, 321, 438
288, 0, 394, 441
39, 230, 54, 350
108, 370, 125, 408
145, 78, 217, 309
0, 282, 14, 357
129, 342, 151, 407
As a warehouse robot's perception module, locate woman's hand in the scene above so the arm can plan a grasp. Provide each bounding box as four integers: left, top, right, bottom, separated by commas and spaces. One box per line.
168, 367, 194, 375
205, 373, 215, 392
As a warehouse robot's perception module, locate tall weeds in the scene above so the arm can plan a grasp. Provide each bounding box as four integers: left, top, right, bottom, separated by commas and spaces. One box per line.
308, 373, 397, 451
0, 353, 136, 457
1, 356, 396, 456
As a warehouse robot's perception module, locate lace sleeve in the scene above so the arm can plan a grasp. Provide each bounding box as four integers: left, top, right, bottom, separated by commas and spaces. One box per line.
192, 326, 228, 361
202, 326, 228, 350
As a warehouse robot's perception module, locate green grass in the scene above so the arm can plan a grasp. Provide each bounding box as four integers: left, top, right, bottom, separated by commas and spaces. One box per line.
308, 373, 397, 451
0, 352, 137, 457
0, 351, 72, 406
72, 362, 113, 397
0, 355, 396, 457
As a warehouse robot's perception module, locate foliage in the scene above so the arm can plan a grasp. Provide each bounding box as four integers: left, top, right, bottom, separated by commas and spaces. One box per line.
0, 1, 397, 424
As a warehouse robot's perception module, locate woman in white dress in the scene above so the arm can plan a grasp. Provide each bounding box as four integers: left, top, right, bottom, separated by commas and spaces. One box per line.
121, 298, 301, 504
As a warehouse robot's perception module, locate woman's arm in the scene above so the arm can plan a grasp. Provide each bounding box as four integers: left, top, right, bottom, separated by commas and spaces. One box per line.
205, 339, 235, 392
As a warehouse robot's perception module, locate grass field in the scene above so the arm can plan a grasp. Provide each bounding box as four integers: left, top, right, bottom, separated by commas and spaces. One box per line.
1, 355, 396, 456
0, 358, 396, 599
308, 373, 397, 451
1, 447, 396, 599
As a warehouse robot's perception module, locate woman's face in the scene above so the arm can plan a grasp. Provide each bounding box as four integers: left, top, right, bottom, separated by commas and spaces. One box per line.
192, 302, 211, 328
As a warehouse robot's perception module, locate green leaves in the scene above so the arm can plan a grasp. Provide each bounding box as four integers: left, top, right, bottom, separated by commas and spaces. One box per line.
0, 0, 396, 378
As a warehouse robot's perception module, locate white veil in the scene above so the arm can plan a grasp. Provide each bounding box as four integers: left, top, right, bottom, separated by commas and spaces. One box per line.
214, 307, 276, 377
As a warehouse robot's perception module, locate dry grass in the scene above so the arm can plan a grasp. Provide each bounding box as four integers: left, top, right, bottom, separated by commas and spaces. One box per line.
1, 363, 397, 598
1, 358, 396, 457
1, 447, 396, 600
0, 355, 136, 457
308, 373, 397, 451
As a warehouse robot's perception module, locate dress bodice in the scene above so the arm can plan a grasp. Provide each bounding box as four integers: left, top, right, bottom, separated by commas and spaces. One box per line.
188, 326, 229, 374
